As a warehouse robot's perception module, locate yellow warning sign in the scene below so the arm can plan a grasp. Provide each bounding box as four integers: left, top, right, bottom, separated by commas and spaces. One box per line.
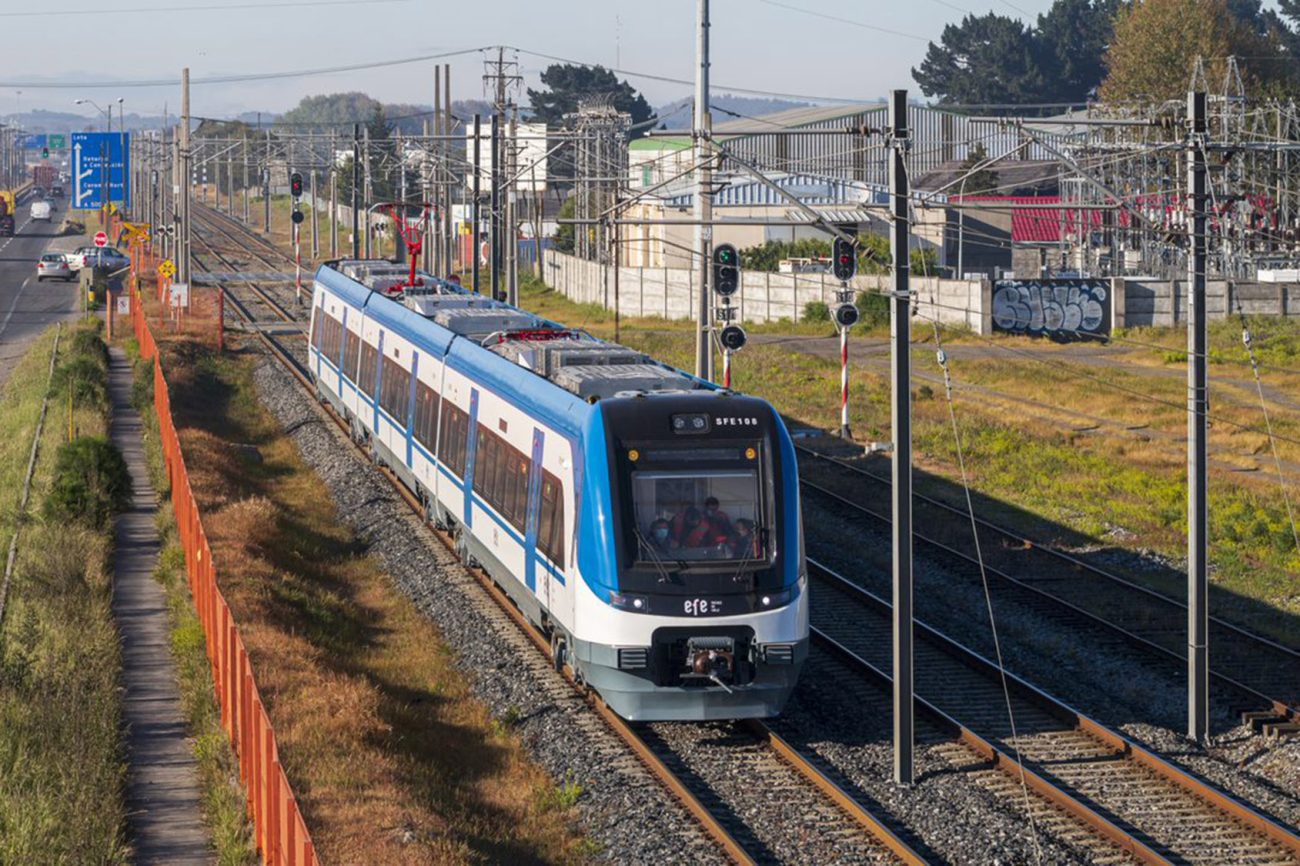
158, 259, 176, 278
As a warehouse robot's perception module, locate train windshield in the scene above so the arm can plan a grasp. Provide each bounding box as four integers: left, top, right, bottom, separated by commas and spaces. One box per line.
630, 470, 764, 563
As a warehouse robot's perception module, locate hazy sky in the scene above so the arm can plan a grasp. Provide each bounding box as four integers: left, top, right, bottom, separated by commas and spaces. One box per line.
0, 0, 1277, 122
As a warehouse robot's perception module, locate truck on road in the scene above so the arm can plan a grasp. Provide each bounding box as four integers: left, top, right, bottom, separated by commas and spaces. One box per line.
32, 165, 59, 190
0, 191, 15, 236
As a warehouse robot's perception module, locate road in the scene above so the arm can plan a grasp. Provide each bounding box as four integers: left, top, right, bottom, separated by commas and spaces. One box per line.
0, 196, 83, 389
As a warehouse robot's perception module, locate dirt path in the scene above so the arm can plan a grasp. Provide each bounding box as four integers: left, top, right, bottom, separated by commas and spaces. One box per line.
108, 346, 213, 865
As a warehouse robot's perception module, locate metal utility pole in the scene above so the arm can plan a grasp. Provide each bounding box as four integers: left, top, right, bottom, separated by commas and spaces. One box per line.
242, 135, 250, 223
1187, 89, 1209, 743
362, 125, 373, 257
889, 88, 914, 787
310, 168, 319, 258
508, 108, 519, 305
433, 68, 441, 275
692, 0, 714, 381
472, 114, 482, 295
443, 63, 453, 275
490, 113, 501, 298
264, 128, 272, 232
179, 67, 192, 285
351, 123, 360, 259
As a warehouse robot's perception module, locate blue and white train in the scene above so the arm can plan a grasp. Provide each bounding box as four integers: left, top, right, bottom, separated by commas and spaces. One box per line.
307, 261, 808, 720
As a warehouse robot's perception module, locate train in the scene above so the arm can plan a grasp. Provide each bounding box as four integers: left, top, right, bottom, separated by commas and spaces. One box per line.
307, 260, 808, 721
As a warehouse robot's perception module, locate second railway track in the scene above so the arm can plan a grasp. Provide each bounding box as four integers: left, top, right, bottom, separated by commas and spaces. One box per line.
797, 444, 1300, 731
184, 205, 1300, 864
186, 205, 928, 866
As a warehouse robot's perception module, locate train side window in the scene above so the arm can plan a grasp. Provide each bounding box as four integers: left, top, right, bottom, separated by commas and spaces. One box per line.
310, 311, 323, 350
380, 357, 411, 423
538, 471, 564, 566
472, 424, 529, 533
343, 329, 361, 380
324, 316, 342, 361
414, 381, 438, 452
358, 340, 379, 399
439, 401, 468, 478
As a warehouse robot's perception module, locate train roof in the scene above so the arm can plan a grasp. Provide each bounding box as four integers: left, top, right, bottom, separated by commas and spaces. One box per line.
313, 261, 720, 435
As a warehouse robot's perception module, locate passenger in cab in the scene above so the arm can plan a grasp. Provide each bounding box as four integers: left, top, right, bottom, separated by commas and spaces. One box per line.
647, 518, 675, 553
728, 518, 760, 559
676, 507, 727, 549
703, 496, 732, 537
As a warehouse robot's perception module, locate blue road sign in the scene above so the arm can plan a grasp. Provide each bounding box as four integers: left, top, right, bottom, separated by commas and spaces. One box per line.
17, 134, 46, 150
71, 132, 131, 209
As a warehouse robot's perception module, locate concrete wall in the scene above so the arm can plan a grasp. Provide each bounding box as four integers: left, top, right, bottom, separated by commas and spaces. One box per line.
1114, 279, 1297, 328
543, 250, 990, 333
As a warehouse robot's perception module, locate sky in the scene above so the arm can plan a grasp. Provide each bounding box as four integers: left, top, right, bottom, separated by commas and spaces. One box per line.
0, 0, 1282, 124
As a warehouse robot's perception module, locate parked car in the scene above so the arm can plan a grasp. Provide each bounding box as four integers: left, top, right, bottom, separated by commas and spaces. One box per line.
82, 247, 131, 271
67, 245, 128, 270
36, 252, 74, 282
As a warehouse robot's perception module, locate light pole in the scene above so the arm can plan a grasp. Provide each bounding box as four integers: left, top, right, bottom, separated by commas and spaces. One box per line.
116, 98, 125, 213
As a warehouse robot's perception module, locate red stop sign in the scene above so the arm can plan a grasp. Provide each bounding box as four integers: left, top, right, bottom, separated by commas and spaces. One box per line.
94, 231, 108, 248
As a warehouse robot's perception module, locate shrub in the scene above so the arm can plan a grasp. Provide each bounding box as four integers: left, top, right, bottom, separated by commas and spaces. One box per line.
43, 437, 131, 529
855, 290, 891, 330
802, 301, 830, 322
52, 356, 108, 411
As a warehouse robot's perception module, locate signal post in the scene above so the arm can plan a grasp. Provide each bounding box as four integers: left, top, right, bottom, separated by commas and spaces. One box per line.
831, 234, 860, 439
711, 243, 745, 387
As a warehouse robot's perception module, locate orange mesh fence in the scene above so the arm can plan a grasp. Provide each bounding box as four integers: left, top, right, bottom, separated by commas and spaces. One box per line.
130, 269, 316, 866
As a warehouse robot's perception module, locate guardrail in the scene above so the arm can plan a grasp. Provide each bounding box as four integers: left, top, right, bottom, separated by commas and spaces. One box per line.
129, 249, 317, 866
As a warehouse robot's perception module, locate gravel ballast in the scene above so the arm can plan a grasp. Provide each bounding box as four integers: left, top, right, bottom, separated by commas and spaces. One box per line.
245, 344, 1143, 864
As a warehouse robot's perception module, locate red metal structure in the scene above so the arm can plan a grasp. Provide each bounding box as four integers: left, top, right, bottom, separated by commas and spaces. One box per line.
384, 202, 433, 290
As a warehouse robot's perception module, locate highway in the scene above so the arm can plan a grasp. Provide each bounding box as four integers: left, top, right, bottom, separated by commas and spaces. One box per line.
0, 196, 83, 389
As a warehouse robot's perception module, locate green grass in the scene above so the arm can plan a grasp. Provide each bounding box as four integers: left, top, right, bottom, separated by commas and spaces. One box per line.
0, 320, 129, 864
518, 278, 1300, 644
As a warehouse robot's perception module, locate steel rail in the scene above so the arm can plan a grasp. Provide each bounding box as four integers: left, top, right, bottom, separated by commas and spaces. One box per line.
185, 222, 923, 866
808, 557, 1300, 864
797, 459, 1300, 726
798, 443, 1300, 665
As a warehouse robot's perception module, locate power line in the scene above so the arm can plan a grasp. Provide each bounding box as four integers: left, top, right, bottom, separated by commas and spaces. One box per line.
0, 0, 409, 16
0, 46, 491, 89
752, 0, 929, 41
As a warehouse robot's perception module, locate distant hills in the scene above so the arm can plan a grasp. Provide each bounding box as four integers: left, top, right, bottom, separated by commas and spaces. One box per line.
11, 92, 815, 138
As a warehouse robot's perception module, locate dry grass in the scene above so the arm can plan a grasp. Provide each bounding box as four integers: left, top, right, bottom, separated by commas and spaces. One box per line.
143, 322, 590, 864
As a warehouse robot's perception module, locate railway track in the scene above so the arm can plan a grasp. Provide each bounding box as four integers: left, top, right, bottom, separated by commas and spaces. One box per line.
184, 207, 927, 866
808, 557, 1300, 865
796, 445, 1300, 734
184, 206, 1300, 863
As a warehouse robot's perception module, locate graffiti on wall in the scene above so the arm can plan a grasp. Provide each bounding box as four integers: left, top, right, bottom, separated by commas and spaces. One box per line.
992, 279, 1111, 339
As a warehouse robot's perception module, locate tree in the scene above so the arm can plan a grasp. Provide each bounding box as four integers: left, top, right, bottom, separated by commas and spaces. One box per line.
1100, 0, 1292, 101
1034, 0, 1122, 102
527, 64, 653, 134
912, 13, 1044, 106
553, 197, 575, 253
957, 143, 1001, 195
913, 1, 1123, 107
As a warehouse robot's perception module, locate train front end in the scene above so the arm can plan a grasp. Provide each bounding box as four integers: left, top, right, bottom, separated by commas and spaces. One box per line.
571, 392, 808, 721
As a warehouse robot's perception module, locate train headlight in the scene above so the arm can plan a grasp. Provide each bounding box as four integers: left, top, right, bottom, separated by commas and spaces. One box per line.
758, 587, 794, 608
671, 413, 710, 434
610, 591, 650, 612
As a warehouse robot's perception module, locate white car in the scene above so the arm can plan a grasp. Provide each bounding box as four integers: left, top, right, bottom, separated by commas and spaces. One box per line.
30, 200, 51, 221
36, 253, 75, 282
